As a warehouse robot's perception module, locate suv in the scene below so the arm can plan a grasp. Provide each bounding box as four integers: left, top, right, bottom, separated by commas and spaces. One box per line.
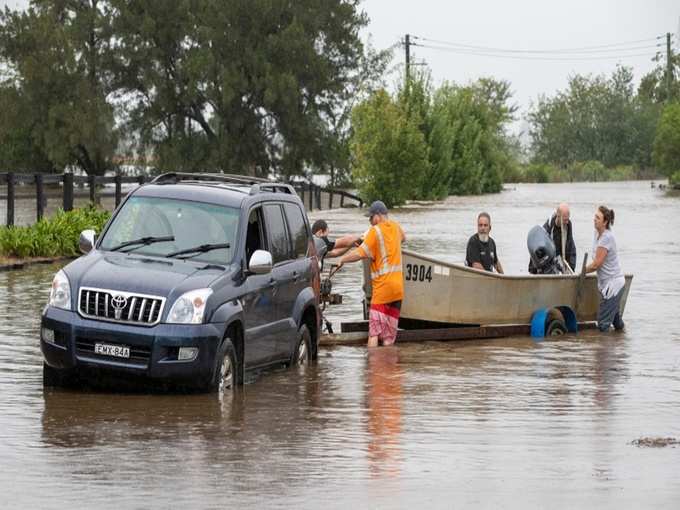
40, 173, 321, 391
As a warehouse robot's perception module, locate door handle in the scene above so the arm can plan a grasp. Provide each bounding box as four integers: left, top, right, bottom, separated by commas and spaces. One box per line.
292, 271, 299, 282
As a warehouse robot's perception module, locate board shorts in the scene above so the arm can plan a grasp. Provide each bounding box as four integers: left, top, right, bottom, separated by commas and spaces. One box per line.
368, 301, 402, 346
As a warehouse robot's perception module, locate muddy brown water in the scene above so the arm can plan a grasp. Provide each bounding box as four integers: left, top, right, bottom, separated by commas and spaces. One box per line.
1, 181, 679, 508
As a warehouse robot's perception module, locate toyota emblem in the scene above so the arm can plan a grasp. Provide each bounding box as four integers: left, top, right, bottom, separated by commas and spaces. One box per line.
111, 294, 127, 320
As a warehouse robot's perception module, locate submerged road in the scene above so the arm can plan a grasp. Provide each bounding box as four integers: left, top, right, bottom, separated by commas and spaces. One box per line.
1, 181, 679, 508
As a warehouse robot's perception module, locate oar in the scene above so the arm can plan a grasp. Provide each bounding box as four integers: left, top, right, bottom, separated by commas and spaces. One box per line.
574, 252, 588, 320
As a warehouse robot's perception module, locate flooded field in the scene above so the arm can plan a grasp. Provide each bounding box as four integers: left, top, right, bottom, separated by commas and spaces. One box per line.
1, 181, 679, 508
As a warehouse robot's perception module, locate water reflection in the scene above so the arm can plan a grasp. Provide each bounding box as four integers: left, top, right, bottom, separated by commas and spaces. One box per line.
365, 347, 403, 478
40, 388, 244, 449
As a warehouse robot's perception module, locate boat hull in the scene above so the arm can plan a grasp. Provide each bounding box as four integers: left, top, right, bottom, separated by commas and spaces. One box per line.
364, 249, 632, 326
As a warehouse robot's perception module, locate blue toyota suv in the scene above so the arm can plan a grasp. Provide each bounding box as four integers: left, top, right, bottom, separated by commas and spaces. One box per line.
40, 173, 321, 391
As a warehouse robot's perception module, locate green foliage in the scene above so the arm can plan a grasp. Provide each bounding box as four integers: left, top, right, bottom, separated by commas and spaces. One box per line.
653, 102, 680, 178
0, 1, 380, 180
522, 163, 552, 183
638, 52, 680, 104
350, 90, 430, 207
514, 161, 643, 183
0, 206, 110, 258
670, 171, 680, 186
350, 74, 518, 202
528, 66, 660, 170
109, 0, 372, 178
0, 1, 118, 175
427, 80, 513, 195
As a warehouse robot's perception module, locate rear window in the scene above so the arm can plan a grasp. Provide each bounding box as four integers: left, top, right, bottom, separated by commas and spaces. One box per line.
284, 203, 309, 259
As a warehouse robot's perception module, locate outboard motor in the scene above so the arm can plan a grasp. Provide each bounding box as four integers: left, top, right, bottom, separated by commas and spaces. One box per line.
527, 225, 564, 274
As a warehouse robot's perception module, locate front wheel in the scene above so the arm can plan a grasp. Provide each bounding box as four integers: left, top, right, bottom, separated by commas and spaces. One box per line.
291, 324, 312, 366
210, 338, 237, 393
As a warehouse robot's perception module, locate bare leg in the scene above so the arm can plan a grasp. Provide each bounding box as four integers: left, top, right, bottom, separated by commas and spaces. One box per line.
367, 336, 379, 347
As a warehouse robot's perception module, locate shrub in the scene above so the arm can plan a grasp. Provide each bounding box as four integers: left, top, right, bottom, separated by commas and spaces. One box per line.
0, 206, 111, 258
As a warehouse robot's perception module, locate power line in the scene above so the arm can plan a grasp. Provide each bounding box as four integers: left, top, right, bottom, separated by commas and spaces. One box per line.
411, 35, 663, 55
412, 43, 659, 62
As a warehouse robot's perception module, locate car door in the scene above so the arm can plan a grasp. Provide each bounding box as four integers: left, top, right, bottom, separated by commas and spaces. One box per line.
262, 203, 298, 360
241, 206, 279, 367
281, 202, 313, 350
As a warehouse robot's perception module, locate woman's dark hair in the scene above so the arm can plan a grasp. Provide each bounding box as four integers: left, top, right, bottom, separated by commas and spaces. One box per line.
598, 205, 615, 229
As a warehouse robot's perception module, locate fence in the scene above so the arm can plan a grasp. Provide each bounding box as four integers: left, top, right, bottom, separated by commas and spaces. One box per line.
0, 172, 363, 227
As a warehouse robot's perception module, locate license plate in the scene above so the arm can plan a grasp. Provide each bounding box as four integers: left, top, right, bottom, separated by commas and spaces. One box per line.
94, 343, 130, 358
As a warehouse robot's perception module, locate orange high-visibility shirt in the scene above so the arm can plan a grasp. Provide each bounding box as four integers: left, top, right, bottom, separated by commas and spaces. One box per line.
356, 219, 404, 304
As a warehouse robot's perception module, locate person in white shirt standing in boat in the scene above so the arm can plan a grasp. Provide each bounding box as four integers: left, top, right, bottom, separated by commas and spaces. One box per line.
585, 205, 625, 332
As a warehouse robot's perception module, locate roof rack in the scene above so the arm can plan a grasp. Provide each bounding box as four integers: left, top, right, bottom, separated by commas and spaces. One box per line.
150, 172, 295, 195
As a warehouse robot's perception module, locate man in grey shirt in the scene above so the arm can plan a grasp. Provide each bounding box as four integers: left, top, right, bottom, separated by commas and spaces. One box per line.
585, 206, 625, 331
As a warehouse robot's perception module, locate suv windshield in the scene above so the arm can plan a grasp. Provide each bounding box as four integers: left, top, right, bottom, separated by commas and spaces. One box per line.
99, 196, 239, 264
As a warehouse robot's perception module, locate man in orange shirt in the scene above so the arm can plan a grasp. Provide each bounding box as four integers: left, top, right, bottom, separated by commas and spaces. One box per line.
336, 201, 405, 347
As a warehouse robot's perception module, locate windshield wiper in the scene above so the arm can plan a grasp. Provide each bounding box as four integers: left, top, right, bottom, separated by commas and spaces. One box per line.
166, 243, 231, 259
109, 236, 175, 252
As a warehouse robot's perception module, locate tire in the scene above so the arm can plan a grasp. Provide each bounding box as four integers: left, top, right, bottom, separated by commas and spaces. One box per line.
291, 324, 312, 366
210, 338, 237, 393
545, 308, 567, 336
42, 362, 76, 388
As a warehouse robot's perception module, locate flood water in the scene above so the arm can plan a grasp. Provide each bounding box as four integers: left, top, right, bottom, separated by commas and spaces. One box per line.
1, 181, 679, 508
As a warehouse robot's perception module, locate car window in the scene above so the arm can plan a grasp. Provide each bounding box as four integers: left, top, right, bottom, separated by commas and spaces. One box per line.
263, 204, 291, 264
283, 203, 309, 259
245, 207, 267, 265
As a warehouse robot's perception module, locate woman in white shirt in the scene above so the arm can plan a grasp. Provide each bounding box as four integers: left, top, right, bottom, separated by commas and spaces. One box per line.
585, 205, 625, 332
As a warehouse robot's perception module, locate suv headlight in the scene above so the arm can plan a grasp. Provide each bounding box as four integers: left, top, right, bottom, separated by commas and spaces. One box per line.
48, 270, 71, 310
166, 288, 213, 324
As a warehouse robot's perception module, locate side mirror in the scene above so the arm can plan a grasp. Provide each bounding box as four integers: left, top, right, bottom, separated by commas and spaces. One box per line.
248, 250, 273, 274
79, 229, 96, 254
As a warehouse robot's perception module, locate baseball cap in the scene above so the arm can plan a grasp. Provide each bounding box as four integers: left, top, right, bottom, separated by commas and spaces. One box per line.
365, 200, 388, 217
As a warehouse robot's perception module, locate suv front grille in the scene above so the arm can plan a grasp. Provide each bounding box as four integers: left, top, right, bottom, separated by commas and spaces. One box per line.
78, 287, 165, 326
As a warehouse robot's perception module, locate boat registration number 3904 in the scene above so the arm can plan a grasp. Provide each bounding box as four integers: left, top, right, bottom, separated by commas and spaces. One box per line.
405, 263, 432, 282
94, 343, 130, 358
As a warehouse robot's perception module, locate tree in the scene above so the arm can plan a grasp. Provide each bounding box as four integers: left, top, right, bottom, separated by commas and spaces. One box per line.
0, 1, 118, 175
110, 0, 371, 177
653, 102, 680, 177
321, 42, 392, 187
528, 66, 660, 173
427, 79, 513, 195
350, 90, 430, 207
638, 51, 680, 104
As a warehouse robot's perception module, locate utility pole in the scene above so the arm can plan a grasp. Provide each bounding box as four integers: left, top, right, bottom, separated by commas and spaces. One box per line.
667, 32, 673, 101
404, 33, 411, 86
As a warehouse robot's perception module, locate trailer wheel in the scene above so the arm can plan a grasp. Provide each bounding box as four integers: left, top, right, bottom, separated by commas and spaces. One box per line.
546, 318, 567, 336
546, 309, 567, 336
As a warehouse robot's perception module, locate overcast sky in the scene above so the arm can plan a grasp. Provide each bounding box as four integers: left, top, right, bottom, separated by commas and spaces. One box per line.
361, 0, 679, 133
2, 0, 679, 133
